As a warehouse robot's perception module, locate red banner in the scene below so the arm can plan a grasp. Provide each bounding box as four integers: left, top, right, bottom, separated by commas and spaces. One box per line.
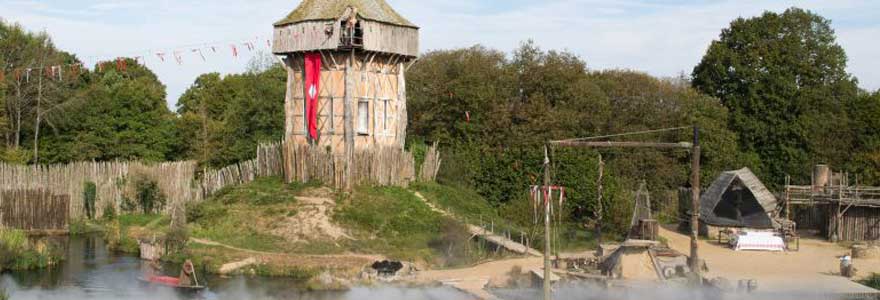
304, 52, 322, 141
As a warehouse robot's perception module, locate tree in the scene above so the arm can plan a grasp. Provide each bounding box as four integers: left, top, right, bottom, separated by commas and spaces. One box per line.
692, 7, 860, 184
173, 60, 285, 167
38, 58, 176, 163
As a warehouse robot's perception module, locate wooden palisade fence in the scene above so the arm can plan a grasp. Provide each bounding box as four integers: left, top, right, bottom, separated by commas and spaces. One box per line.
0, 189, 69, 231
0, 161, 199, 221
0, 140, 439, 230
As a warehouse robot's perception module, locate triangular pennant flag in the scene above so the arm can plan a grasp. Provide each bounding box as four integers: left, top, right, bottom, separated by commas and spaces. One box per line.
98, 63, 104, 72
231, 45, 238, 58
156, 52, 166, 62
173, 51, 183, 65
71, 64, 80, 76
14, 69, 21, 81
0, 71, 5, 82
55, 66, 62, 81
134, 56, 143, 66
193, 49, 205, 62
266, 39, 271, 48
211, 46, 217, 53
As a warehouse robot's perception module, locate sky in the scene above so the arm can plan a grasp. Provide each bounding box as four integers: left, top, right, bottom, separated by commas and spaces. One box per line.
2, 0, 879, 109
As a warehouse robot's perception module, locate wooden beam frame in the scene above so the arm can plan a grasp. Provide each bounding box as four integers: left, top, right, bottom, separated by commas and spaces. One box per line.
550, 141, 693, 149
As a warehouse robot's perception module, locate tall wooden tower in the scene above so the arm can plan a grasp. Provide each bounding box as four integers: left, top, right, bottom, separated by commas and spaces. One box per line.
272, 0, 419, 156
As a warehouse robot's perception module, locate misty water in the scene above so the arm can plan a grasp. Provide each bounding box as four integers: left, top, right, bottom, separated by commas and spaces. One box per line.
1, 235, 475, 300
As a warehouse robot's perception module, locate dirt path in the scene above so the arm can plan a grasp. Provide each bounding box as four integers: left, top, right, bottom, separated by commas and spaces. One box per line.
189, 237, 383, 261
659, 226, 880, 294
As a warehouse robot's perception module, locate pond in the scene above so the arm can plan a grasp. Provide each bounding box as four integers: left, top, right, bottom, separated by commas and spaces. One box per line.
1, 235, 475, 300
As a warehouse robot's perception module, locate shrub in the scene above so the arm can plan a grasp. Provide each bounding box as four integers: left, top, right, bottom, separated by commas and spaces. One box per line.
102, 201, 117, 221
133, 176, 166, 214
83, 181, 97, 220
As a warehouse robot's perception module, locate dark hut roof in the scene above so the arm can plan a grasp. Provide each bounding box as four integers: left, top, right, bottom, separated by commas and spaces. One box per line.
700, 168, 778, 228
275, 0, 417, 28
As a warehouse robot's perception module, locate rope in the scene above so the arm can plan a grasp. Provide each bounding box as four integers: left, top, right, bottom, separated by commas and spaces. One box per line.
551, 126, 692, 144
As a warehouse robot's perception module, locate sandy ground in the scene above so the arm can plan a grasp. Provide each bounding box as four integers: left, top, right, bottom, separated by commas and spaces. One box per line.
659, 226, 880, 294
415, 257, 544, 300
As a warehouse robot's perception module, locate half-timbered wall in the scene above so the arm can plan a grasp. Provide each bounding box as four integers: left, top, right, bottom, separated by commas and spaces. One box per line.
283, 52, 409, 153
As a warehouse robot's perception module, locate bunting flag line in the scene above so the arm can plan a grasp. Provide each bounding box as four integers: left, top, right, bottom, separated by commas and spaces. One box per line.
1, 35, 277, 82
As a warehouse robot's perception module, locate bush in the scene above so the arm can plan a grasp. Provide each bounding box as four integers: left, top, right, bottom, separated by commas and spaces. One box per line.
0, 229, 60, 271
83, 181, 97, 220
862, 273, 880, 290
102, 201, 117, 221
133, 176, 166, 214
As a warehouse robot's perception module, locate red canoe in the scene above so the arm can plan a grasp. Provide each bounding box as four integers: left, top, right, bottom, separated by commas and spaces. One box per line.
138, 276, 206, 291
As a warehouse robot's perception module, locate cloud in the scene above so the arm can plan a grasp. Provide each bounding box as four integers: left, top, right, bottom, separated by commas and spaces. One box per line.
2, 0, 878, 108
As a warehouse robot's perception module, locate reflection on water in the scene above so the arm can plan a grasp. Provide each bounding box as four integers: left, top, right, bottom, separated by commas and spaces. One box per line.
1, 235, 474, 300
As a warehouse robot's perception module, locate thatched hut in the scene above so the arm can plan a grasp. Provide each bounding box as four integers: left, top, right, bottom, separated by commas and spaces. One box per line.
272, 0, 418, 153
700, 168, 780, 237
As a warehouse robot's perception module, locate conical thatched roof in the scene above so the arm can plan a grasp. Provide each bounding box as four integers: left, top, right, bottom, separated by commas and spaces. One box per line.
275, 0, 417, 28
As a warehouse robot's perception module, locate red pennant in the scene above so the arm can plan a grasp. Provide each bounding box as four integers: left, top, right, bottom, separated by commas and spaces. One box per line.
14, 69, 21, 81
45, 66, 54, 78
0, 71, 4, 82
465, 111, 471, 122
71, 64, 80, 76
231, 45, 238, 58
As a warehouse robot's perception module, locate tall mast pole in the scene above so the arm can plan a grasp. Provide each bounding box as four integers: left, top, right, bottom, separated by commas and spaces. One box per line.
690, 126, 701, 279
543, 145, 552, 300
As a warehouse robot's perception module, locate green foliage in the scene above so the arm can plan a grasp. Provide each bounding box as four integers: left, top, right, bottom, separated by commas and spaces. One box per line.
409, 43, 752, 236
861, 273, 880, 290
103, 220, 140, 254
0, 229, 60, 271
102, 201, 117, 221
174, 61, 286, 167
83, 181, 97, 220
133, 176, 166, 214
692, 7, 860, 186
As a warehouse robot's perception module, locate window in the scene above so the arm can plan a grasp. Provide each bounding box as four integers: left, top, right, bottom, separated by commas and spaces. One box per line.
383, 100, 389, 132
357, 100, 369, 135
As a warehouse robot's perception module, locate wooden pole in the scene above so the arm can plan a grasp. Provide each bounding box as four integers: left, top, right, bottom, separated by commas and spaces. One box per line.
690, 126, 701, 278
596, 154, 604, 246
543, 145, 552, 300
344, 50, 355, 191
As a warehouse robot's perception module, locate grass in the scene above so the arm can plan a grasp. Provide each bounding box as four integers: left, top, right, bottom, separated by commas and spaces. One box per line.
0, 229, 62, 271
187, 176, 306, 252
335, 186, 446, 261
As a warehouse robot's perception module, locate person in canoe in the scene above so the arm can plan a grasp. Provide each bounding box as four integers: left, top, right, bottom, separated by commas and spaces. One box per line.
140, 259, 204, 290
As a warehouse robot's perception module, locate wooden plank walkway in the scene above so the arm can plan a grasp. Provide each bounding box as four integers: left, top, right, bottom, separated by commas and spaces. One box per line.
413, 192, 542, 257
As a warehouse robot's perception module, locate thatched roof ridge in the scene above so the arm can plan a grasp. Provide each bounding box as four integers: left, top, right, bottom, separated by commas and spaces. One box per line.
275, 0, 417, 28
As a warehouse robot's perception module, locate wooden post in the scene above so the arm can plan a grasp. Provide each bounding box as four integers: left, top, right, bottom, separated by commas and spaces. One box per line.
397, 62, 408, 149
542, 145, 552, 300
596, 154, 604, 246
344, 50, 355, 191
690, 126, 701, 278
